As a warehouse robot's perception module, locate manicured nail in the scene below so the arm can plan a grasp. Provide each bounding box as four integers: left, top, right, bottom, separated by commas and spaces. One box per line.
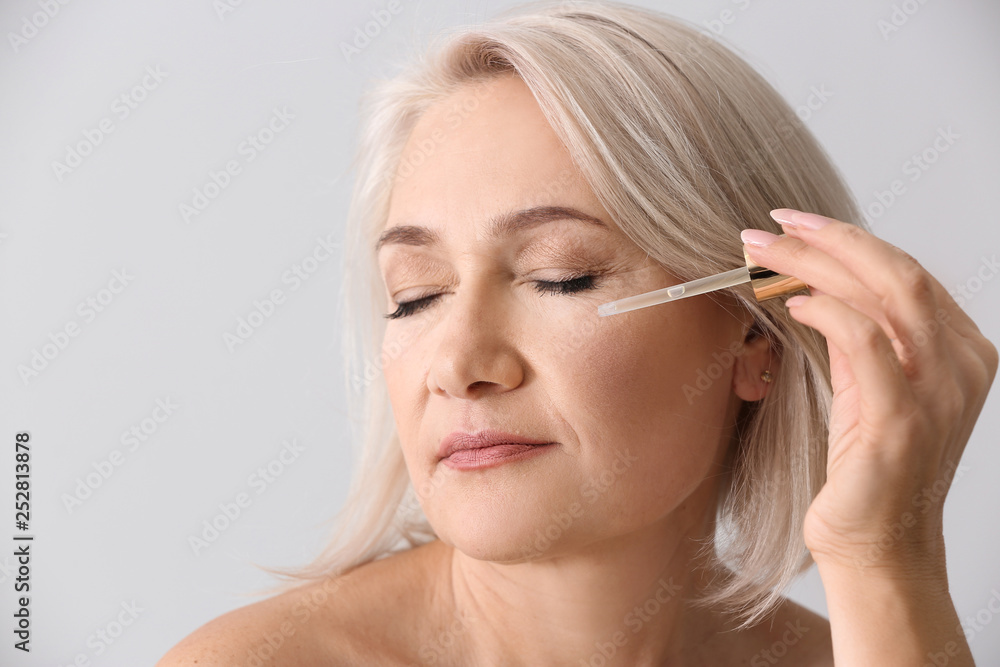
741, 228, 779, 247
769, 208, 798, 226
769, 208, 832, 230
785, 295, 810, 308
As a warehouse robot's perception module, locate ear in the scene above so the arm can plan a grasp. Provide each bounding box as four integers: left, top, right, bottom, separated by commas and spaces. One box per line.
732, 325, 776, 402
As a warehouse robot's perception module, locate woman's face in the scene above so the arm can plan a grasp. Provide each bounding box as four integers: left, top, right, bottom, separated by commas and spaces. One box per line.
377, 74, 753, 562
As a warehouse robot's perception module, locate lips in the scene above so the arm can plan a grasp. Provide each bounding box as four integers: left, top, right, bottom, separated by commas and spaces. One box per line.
438, 428, 552, 461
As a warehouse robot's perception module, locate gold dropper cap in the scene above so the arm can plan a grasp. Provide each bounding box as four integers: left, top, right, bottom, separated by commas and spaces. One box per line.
743, 244, 809, 301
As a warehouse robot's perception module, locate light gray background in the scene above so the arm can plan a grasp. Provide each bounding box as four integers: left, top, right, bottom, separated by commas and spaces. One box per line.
1, 0, 998, 664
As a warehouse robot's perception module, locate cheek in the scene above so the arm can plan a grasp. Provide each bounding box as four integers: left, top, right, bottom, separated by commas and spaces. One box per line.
542, 302, 735, 522
380, 316, 434, 398
548, 302, 729, 443
380, 326, 427, 464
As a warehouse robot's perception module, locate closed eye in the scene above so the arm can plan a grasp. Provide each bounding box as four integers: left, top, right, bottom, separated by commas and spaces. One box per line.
531, 274, 598, 296
383, 274, 601, 320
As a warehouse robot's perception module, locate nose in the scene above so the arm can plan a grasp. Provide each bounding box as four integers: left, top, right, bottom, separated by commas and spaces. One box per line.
426, 279, 525, 399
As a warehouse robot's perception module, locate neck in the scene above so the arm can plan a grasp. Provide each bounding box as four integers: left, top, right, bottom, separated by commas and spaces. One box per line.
437, 480, 736, 666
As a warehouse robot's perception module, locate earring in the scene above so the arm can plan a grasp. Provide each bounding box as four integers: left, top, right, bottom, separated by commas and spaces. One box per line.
760, 370, 773, 383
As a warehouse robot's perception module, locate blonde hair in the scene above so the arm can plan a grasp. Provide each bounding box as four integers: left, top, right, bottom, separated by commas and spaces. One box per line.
262, 0, 865, 628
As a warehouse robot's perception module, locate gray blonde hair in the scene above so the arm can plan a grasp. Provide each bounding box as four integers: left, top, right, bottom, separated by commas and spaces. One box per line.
263, 0, 865, 628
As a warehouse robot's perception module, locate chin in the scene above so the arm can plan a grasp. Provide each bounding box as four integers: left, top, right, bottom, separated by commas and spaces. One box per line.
430, 501, 593, 564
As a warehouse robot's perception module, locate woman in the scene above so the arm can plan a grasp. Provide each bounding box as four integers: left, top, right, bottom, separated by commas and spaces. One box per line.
159, 1, 996, 664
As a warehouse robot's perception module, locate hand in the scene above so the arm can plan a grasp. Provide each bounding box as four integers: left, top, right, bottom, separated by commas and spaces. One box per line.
741, 209, 997, 576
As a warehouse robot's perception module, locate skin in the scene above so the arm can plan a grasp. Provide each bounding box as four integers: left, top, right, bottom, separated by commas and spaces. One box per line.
157, 74, 996, 666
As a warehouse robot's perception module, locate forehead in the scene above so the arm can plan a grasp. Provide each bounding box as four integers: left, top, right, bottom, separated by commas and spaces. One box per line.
385, 74, 603, 235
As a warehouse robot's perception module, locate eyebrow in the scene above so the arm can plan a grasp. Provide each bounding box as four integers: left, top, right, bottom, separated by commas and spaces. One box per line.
374, 205, 608, 253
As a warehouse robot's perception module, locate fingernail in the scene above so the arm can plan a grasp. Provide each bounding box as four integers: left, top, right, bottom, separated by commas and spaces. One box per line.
785, 295, 810, 308
769, 208, 832, 231
741, 228, 779, 247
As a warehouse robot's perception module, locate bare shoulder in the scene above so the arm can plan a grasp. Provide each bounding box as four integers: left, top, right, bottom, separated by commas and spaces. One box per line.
156, 541, 446, 667
744, 596, 833, 667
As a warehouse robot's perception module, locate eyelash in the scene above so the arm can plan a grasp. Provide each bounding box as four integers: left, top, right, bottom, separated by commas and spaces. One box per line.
384, 274, 601, 320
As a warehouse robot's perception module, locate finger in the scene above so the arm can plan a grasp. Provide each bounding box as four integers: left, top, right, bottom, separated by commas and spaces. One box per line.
770, 208, 983, 342
741, 230, 906, 349
743, 221, 950, 372
783, 292, 917, 432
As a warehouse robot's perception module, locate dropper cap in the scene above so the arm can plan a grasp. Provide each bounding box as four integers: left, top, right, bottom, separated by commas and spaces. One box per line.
743, 245, 809, 301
